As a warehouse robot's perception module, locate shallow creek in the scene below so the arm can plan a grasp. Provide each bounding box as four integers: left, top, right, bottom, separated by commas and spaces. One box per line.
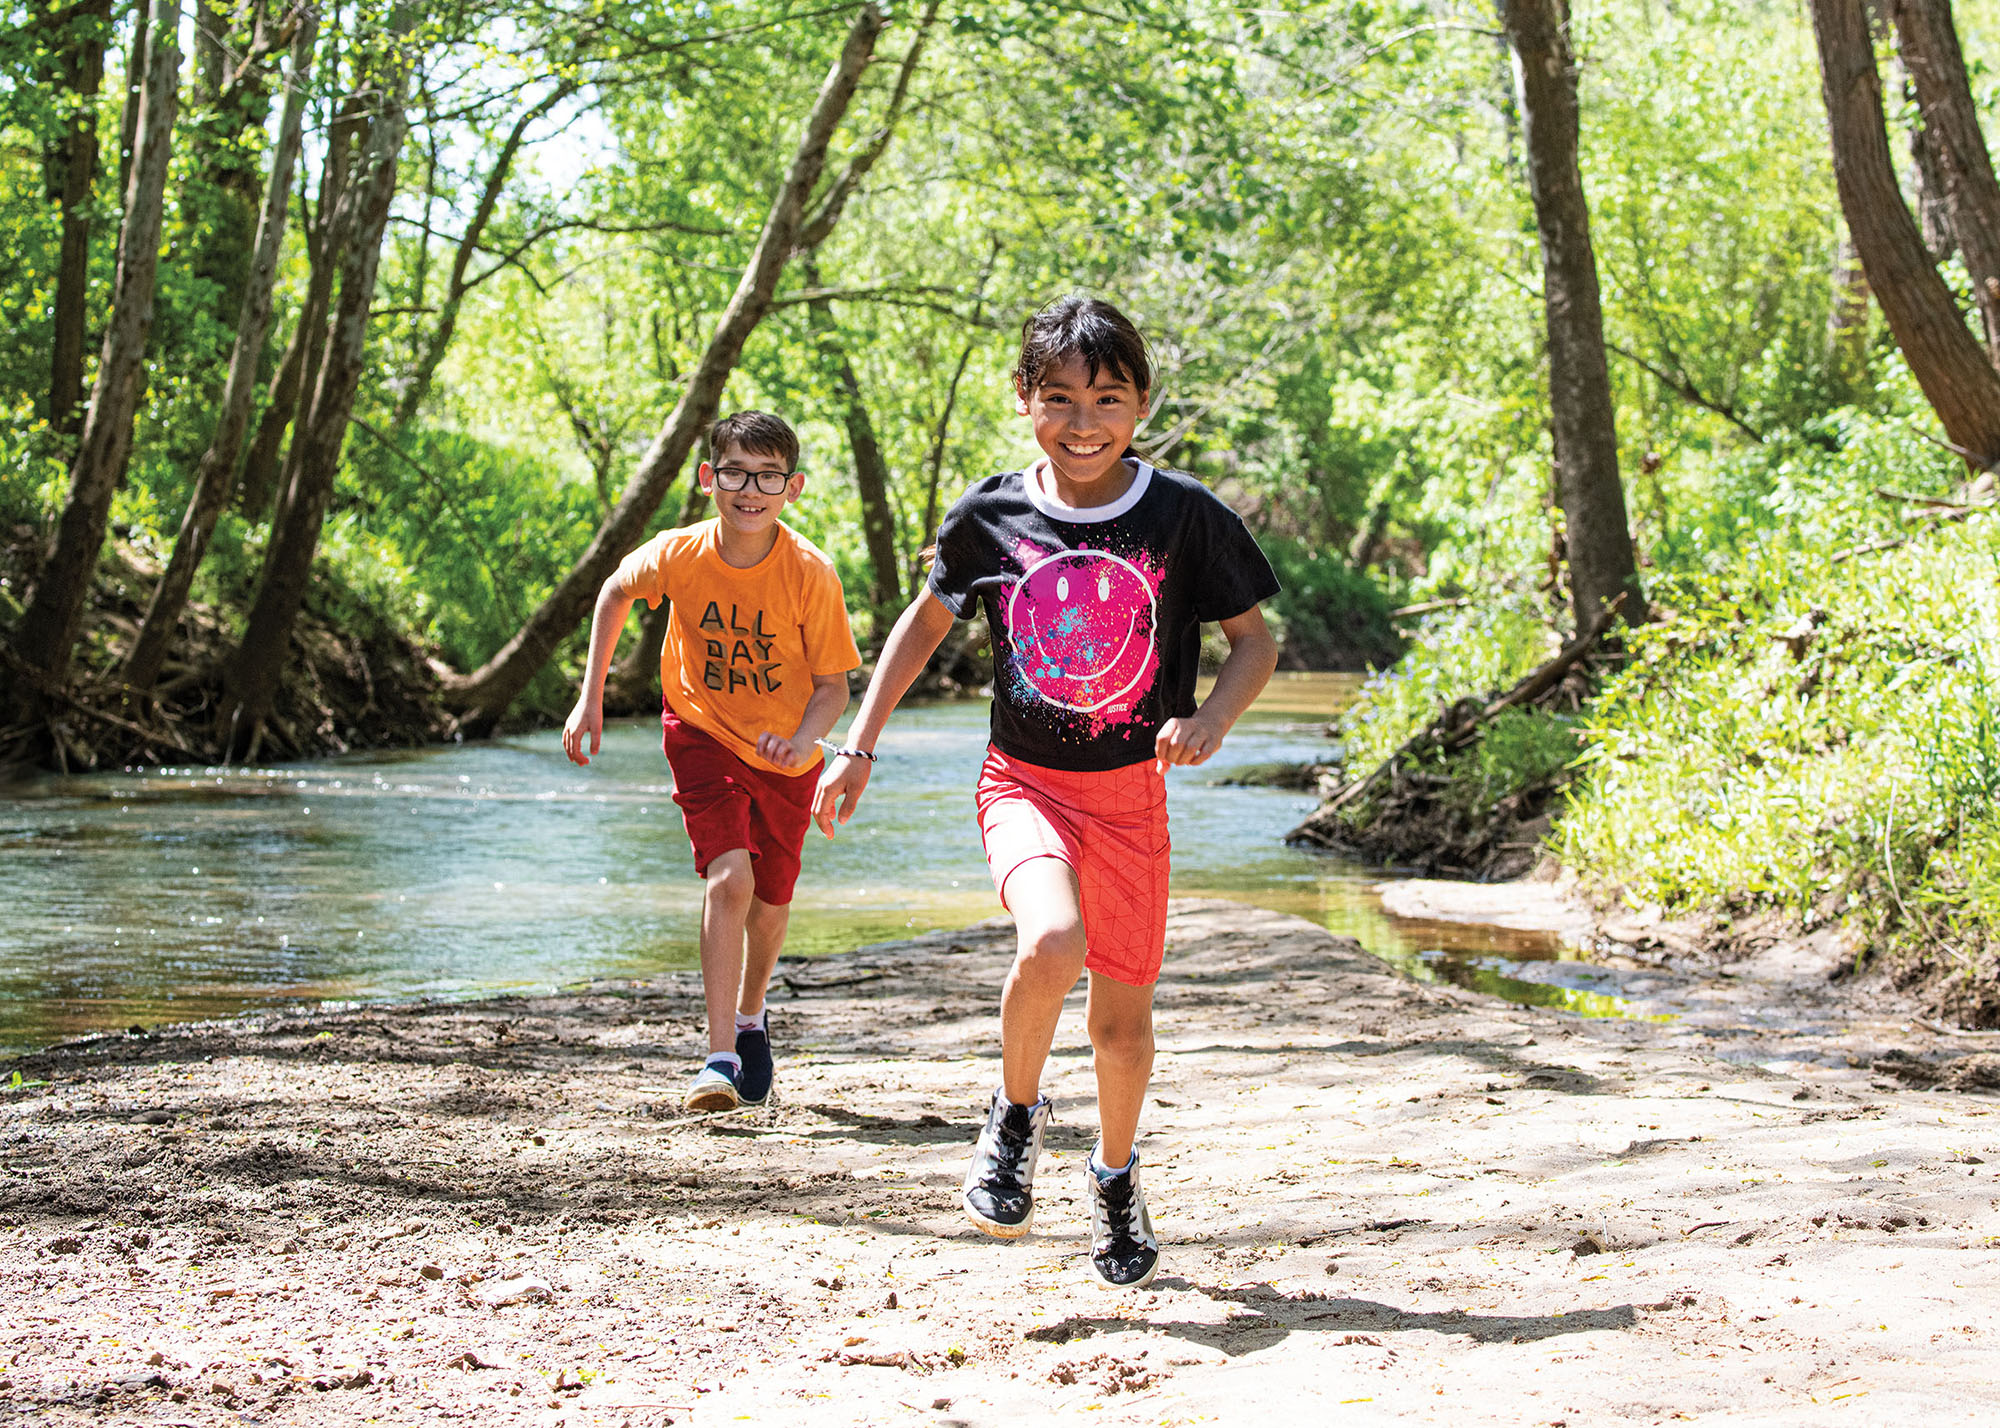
0, 674, 1638, 1054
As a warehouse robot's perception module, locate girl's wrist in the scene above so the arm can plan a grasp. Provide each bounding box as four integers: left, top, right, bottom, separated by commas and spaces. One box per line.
815, 737, 878, 762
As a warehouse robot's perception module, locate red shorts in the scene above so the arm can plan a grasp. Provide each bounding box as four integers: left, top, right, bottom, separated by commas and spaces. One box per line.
975, 746, 1170, 987
660, 708, 818, 905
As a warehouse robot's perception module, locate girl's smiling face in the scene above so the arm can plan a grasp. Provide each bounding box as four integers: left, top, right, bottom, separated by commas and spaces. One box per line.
1016, 354, 1149, 503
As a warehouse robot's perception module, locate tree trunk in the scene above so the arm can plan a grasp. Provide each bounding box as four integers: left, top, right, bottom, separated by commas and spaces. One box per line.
604, 596, 673, 715
124, 10, 317, 692
1889, 0, 2000, 367
1813, 0, 2000, 461
238, 88, 360, 520
217, 17, 415, 759
174, 0, 277, 342
391, 80, 575, 433
115, 0, 147, 196
441, 4, 888, 734
1500, 0, 1645, 632
44, 0, 112, 434
804, 268, 900, 614
11, 0, 181, 689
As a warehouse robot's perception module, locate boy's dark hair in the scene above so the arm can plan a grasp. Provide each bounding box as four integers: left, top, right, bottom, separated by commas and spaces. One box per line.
1013, 295, 1152, 395
707, 410, 800, 470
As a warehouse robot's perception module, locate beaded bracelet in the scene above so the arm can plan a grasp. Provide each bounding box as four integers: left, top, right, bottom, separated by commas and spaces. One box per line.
815, 738, 879, 763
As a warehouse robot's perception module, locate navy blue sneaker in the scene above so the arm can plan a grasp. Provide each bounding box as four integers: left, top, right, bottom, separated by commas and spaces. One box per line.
736, 1014, 773, 1107
683, 1059, 741, 1112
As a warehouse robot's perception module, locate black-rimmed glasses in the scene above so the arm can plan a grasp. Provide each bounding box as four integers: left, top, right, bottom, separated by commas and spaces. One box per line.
712, 466, 795, 495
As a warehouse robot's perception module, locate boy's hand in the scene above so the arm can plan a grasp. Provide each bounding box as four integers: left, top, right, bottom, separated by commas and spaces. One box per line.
1155, 711, 1227, 771
813, 755, 871, 838
756, 732, 804, 769
563, 697, 603, 766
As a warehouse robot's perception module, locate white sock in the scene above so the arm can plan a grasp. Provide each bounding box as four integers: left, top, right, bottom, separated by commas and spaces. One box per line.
734, 1008, 765, 1032
705, 1052, 742, 1073
1090, 1144, 1136, 1179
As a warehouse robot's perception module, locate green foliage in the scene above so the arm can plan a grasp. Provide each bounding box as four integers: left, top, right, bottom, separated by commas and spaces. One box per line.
341, 426, 601, 679
1338, 597, 1558, 774
1258, 535, 1401, 670
1562, 513, 2000, 934
1459, 707, 1585, 816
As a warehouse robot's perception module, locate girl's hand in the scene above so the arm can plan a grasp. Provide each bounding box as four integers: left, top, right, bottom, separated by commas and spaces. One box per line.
1155, 713, 1225, 770
813, 754, 872, 838
563, 697, 603, 766
757, 732, 804, 769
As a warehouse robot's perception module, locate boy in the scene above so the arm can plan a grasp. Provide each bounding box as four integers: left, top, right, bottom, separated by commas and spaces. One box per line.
564, 411, 862, 1111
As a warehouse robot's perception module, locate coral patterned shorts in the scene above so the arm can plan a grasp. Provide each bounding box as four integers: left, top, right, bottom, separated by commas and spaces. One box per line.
974, 746, 1171, 987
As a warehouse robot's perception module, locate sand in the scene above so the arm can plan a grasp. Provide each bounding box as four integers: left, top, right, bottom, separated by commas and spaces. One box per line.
4, 899, 1999, 1426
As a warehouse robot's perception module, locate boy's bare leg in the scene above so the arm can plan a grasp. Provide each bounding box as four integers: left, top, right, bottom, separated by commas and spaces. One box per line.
1085, 973, 1156, 1168
741, 896, 789, 1015
699, 849, 756, 1056
998, 857, 1088, 1105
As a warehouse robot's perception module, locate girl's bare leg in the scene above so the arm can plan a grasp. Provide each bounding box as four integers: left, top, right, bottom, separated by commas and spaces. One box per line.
998, 857, 1088, 1105
1085, 973, 1156, 1167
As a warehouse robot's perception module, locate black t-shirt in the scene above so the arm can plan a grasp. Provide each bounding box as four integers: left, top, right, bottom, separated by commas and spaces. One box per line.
928, 459, 1281, 771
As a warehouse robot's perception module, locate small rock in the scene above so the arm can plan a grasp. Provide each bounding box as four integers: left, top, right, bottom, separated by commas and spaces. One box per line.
481, 1276, 554, 1308
138, 1109, 171, 1125
420, 1264, 444, 1280
672, 1173, 698, 1188
210, 1379, 236, 1397
885, 1290, 898, 1309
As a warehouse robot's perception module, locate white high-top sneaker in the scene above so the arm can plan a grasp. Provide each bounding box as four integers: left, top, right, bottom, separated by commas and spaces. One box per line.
1085, 1148, 1159, 1288
962, 1088, 1051, 1237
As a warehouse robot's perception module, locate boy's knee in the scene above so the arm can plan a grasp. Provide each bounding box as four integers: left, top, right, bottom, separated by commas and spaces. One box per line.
705, 850, 755, 906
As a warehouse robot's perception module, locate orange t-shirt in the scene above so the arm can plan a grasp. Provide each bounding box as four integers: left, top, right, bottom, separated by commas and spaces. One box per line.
613, 520, 861, 776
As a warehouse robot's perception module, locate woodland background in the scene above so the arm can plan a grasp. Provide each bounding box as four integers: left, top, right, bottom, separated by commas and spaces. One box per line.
9, 0, 2000, 1017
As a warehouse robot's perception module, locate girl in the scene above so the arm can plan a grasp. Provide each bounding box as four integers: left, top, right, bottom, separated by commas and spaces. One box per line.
813, 296, 1280, 1289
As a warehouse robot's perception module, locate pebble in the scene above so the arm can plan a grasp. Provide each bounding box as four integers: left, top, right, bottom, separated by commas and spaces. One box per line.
482, 1275, 554, 1308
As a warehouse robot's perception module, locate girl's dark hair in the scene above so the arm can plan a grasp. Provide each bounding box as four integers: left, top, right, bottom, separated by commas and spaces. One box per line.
1013, 295, 1151, 395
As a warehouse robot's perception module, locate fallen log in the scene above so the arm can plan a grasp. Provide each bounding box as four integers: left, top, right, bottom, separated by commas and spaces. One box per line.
1287, 596, 1623, 849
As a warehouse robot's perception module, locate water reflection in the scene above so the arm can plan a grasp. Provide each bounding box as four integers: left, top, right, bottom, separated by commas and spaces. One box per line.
0, 673, 1648, 1052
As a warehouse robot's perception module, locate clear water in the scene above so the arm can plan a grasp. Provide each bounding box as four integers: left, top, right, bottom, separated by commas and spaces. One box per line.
0, 674, 1629, 1055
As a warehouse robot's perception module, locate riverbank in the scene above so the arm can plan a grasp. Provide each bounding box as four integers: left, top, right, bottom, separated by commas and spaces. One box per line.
5, 900, 1999, 1425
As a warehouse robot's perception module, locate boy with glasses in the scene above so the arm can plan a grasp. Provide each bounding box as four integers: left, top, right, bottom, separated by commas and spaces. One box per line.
565, 411, 862, 1111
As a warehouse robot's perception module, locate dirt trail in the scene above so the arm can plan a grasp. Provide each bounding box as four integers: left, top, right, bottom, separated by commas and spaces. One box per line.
4, 900, 1999, 1425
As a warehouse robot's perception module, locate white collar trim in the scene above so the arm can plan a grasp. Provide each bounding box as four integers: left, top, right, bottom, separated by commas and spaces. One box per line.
1022, 457, 1154, 523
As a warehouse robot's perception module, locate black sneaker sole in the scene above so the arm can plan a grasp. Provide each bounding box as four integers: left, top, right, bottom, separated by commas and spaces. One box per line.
963, 1195, 1034, 1239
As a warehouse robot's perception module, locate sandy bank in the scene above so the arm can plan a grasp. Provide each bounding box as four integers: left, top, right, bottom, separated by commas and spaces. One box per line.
4, 900, 1999, 1425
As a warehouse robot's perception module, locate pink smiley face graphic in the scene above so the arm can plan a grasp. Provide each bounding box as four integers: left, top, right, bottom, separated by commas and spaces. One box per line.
1003, 549, 1160, 716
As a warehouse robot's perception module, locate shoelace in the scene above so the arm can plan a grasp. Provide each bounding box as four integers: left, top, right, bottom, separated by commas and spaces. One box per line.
1097, 1172, 1140, 1247
986, 1110, 1033, 1187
